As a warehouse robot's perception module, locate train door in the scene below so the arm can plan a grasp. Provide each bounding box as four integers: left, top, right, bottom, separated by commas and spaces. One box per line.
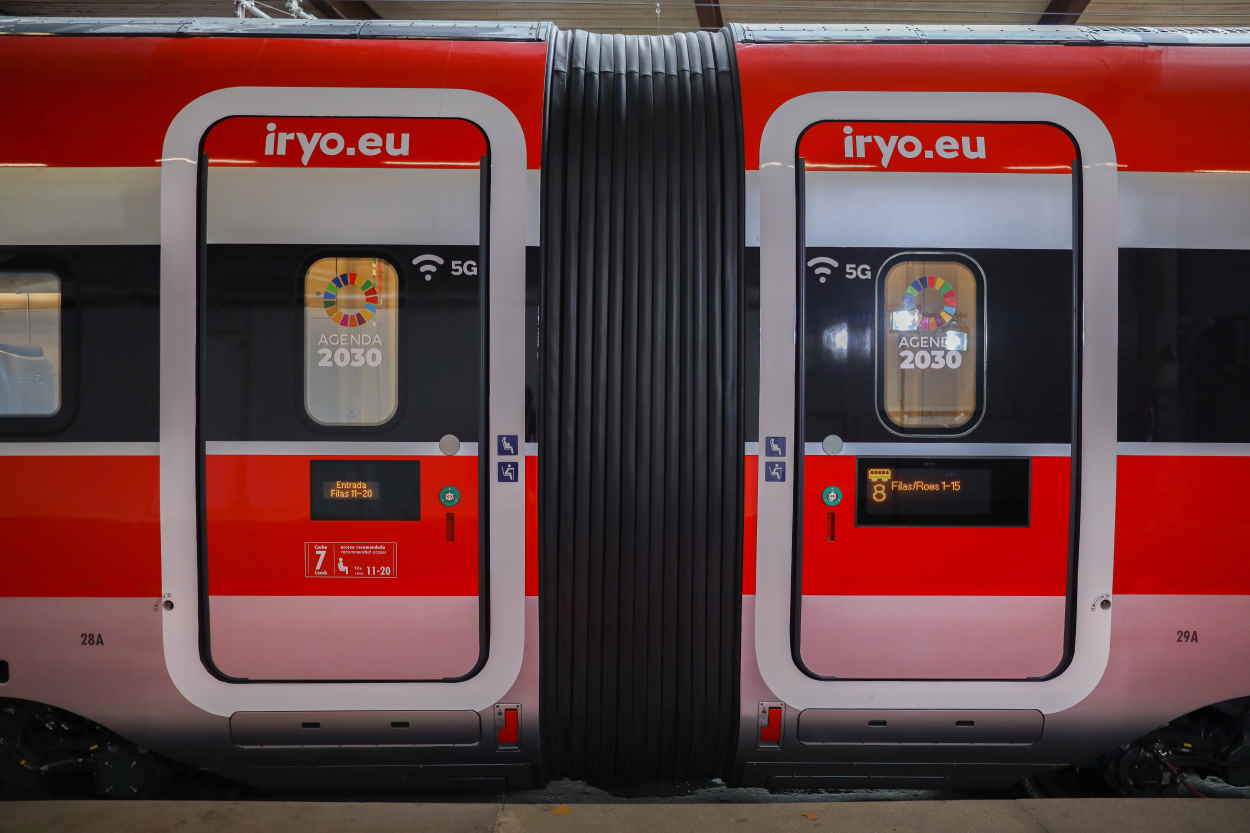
160, 88, 529, 713
792, 119, 1079, 680
196, 114, 492, 682
753, 93, 1118, 712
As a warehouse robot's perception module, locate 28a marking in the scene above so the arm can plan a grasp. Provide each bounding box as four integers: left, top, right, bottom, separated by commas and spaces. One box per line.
1176, 629, 1199, 644
80, 632, 104, 646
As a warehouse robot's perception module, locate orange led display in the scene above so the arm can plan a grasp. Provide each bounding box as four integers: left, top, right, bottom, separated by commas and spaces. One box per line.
323, 480, 380, 501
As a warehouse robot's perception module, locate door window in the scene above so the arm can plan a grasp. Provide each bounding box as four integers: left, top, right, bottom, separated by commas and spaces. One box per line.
879, 256, 983, 432
303, 256, 400, 427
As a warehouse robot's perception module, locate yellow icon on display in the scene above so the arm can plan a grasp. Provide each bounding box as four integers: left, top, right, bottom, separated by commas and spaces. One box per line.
867, 468, 892, 503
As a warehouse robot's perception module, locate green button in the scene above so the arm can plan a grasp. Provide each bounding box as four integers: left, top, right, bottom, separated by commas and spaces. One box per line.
439, 486, 461, 507
822, 486, 843, 507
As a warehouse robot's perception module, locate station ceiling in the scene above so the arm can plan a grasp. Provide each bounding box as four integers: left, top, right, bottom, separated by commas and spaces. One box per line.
2, 0, 1249, 32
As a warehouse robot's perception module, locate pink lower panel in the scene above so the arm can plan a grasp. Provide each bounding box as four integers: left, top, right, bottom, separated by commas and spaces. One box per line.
208, 596, 480, 681
799, 595, 1066, 679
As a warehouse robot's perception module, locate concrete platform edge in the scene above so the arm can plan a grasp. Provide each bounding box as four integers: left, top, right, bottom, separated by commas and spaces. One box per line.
3, 798, 1249, 833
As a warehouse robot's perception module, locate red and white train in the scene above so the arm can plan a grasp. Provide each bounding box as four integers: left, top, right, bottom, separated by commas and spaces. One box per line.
1, 16, 1249, 796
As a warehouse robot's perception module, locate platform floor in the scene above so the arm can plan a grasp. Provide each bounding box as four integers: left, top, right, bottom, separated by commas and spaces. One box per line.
3, 798, 1249, 833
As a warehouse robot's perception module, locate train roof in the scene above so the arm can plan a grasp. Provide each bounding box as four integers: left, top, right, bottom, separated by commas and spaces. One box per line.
730, 22, 1250, 45
0, 17, 551, 41
1, 17, 1249, 46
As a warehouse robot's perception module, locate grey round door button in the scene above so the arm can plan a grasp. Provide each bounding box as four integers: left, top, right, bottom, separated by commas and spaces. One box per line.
438, 434, 461, 456
822, 434, 844, 455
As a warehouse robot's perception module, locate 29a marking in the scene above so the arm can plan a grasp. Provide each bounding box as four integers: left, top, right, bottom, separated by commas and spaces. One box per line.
1176, 629, 1199, 644
80, 632, 104, 646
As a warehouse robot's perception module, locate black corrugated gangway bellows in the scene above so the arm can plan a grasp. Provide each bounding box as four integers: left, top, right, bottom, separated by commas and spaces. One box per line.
539, 28, 746, 784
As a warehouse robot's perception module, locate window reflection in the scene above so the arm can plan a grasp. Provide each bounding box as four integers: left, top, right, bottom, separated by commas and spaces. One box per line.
1121, 250, 1250, 442
879, 257, 981, 432
0, 272, 60, 416
304, 257, 399, 427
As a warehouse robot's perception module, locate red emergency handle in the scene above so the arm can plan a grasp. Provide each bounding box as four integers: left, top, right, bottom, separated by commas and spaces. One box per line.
759, 705, 783, 744
497, 705, 520, 745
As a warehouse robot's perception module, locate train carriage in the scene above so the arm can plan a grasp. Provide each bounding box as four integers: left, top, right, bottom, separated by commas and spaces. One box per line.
0, 16, 1248, 796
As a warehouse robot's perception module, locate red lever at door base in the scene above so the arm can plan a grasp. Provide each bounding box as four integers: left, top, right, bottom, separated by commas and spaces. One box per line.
497, 705, 520, 746
759, 705, 783, 744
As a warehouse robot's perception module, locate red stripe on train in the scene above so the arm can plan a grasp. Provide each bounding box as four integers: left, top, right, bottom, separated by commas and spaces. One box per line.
738, 42, 1250, 173
526, 455, 539, 597
798, 455, 1071, 597
205, 454, 479, 596
203, 116, 488, 169
0, 38, 546, 169
799, 121, 1075, 175
0, 455, 160, 597
1114, 455, 1250, 595
0, 452, 539, 599
743, 454, 759, 595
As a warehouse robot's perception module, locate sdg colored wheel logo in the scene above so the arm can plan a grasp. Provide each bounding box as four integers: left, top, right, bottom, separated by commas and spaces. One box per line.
322, 272, 379, 327
901, 275, 958, 330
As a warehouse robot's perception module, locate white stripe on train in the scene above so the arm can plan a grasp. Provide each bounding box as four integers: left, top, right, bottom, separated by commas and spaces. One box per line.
0, 167, 542, 247
0, 168, 1246, 250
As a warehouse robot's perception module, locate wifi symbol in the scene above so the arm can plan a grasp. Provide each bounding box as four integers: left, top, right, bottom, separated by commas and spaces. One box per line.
807, 256, 839, 282
412, 253, 445, 279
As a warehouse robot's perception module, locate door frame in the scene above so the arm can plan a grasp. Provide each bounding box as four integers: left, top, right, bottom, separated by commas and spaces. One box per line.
754, 91, 1118, 712
159, 87, 528, 715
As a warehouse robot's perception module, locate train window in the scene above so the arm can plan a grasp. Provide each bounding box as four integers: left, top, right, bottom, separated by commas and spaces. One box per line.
0, 271, 61, 417
877, 255, 985, 432
303, 256, 400, 427
1119, 249, 1250, 442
